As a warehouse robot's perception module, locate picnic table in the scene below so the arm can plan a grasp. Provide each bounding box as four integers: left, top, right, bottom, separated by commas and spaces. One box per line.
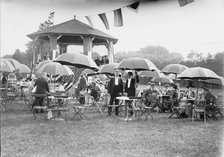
116, 96, 142, 121
48, 93, 70, 120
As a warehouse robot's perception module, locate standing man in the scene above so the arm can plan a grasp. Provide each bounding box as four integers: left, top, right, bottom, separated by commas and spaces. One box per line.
107, 69, 123, 116
125, 71, 136, 118
32, 73, 49, 112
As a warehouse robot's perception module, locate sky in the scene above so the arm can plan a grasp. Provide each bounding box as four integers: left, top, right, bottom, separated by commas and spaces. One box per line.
1, 0, 224, 59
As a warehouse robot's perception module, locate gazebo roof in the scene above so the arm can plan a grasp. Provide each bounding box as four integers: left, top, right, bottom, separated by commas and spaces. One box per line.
27, 18, 118, 45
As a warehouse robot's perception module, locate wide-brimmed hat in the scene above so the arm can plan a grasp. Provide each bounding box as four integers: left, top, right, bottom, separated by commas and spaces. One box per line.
127, 71, 133, 76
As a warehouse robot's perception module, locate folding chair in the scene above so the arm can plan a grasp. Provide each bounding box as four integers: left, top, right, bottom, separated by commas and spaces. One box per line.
213, 96, 223, 118
72, 93, 90, 120
192, 99, 207, 122
169, 101, 190, 119
133, 98, 154, 120
148, 94, 161, 112
4, 87, 20, 105
100, 93, 110, 112
107, 95, 122, 117
73, 105, 87, 120
31, 93, 48, 120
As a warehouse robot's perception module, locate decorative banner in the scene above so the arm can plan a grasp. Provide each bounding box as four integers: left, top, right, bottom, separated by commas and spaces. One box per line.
127, 1, 140, 13
114, 8, 123, 27
98, 13, 110, 30
48, 12, 55, 19
85, 16, 94, 28
178, 0, 194, 7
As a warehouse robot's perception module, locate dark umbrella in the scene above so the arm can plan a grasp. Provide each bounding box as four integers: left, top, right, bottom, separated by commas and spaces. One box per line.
199, 76, 224, 87
81, 69, 98, 76
178, 67, 219, 98
54, 52, 99, 71
139, 68, 161, 78
151, 76, 174, 84
98, 63, 119, 75
117, 57, 157, 71
162, 64, 188, 80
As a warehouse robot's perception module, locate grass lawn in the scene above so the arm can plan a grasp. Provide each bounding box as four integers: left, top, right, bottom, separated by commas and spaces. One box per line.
1, 99, 224, 157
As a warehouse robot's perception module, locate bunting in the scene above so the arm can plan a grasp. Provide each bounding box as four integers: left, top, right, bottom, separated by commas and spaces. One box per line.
98, 13, 110, 30
114, 8, 123, 27
178, 0, 194, 7
85, 16, 94, 28
39, 12, 54, 30
127, 1, 140, 13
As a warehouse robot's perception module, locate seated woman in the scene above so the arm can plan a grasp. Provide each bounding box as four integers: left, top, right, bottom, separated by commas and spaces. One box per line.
142, 82, 159, 109
184, 85, 196, 99
203, 86, 217, 118
90, 82, 101, 102
170, 84, 179, 108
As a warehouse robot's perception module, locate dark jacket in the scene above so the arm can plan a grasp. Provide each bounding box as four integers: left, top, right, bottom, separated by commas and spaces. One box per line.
107, 77, 123, 96
125, 78, 136, 97
78, 76, 87, 91
34, 77, 49, 94
205, 91, 216, 104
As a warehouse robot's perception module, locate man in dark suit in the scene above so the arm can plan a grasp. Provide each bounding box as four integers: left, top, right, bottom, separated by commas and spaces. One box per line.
32, 74, 49, 110
125, 71, 136, 118
107, 69, 123, 116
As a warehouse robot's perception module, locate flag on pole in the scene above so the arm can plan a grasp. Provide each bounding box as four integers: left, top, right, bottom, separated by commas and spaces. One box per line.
98, 13, 110, 30
127, 1, 140, 13
85, 16, 94, 28
178, 0, 194, 7
114, 8, 123, 27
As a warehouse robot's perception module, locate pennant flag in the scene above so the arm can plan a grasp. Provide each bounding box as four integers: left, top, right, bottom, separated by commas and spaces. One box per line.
98, 13, 110, 30
48, 11, 55, 19
85, 16, 94, 28
39, 23, 46, 30
114, 8, 123, 27
127, 1, 140, 13
178, 0, 194, 7
47, 19, 54, 25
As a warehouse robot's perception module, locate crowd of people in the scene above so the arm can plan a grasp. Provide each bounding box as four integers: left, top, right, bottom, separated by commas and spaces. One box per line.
94, 55, 109, 66
0, 67, 220, 120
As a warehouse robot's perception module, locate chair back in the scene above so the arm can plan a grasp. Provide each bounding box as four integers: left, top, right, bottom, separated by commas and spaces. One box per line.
148, 94, 158, 103
216, 96, 223, 108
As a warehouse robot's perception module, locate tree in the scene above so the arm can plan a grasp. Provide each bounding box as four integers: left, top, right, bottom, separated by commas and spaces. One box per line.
12, 49, 23, 63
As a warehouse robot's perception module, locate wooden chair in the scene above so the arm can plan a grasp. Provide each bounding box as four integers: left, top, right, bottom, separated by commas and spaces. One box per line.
147, 94, 161, 112
31, 93, 48, 120
169, 100, 190, 119
213, 96, 224, 118
133, 98, 153, 120
192, 99, 206, 122
73, 93, 91, 120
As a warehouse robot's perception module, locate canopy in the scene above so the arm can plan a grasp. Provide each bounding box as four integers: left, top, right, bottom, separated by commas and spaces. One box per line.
27, 19, 118, 45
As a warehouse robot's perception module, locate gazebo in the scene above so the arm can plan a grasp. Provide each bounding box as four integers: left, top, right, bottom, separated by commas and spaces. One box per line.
27, 18, 118, 63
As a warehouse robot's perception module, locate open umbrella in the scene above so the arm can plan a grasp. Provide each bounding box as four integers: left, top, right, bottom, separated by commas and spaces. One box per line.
81, 69, 98, 76
178, 67, 219, 98
151, 76, 174, 84
16, 64, 31, 74
36, 62, 74, 75
2, 58, 21, 69
162, 64, 188, 74
117, 57, 157, 71
139, 68, 161, 78
54, 52, 99, 71
99, 63, 119, 75
0, 59, 16, 72
35, 60, 51, 72
199, 75, 224, 87
162, 64, 188, 80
